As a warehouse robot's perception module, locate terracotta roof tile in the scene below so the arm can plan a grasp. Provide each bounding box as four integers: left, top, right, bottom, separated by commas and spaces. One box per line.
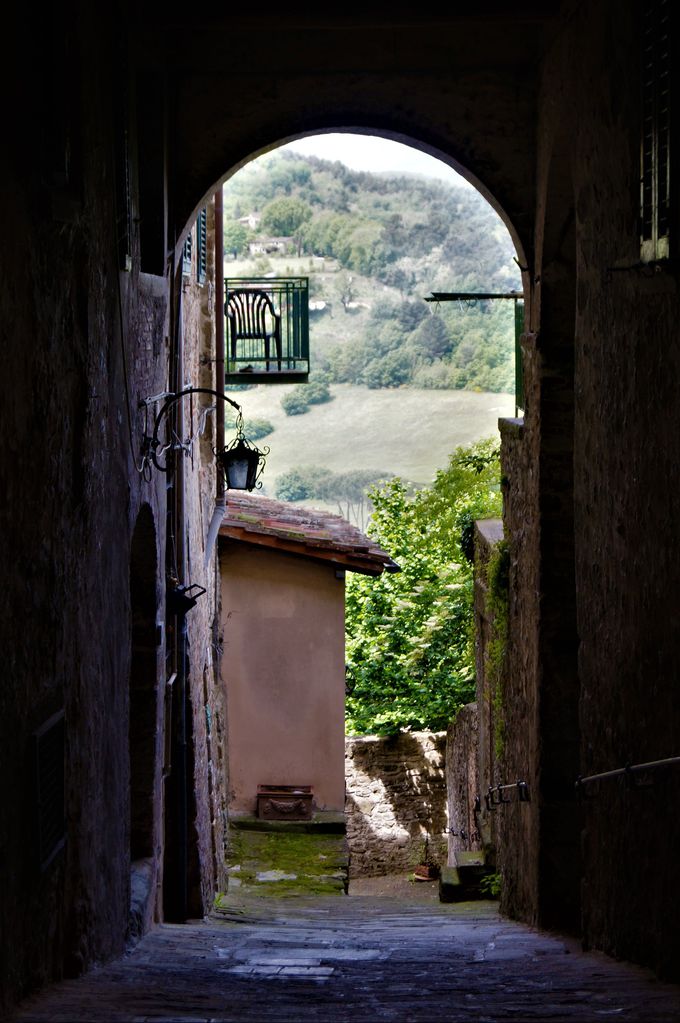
218, 492, 400, 576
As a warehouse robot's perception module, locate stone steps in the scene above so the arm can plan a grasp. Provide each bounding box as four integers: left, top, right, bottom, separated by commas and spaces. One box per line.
439, 849, 496, 902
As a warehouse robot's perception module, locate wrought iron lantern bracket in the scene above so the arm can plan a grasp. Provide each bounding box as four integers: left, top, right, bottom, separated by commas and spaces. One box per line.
141, 387, 268, 491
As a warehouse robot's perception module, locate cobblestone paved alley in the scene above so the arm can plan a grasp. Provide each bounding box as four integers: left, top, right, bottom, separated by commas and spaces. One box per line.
10, 885, 680, 1023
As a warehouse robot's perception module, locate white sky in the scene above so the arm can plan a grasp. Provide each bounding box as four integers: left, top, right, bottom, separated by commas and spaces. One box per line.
281, 133, 474, 188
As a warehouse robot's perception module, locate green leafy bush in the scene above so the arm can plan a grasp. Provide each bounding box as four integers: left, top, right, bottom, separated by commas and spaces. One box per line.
225, 410, 273, 441
345, 438, 502, 734
281, 390, 311, 416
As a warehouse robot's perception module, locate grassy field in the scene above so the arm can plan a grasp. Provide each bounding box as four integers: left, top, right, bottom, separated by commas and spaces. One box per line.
230, 382, 515, 498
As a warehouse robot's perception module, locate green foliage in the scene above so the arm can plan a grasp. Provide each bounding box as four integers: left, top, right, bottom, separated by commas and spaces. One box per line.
280, 374, 333, 416
274, 466, 333, 502
479, 871, 502, 898
260, 196, 312, 236
225, 410, 273, 441
242, 417, 274, 442
485, 539, 510, 759
345, 438, 502, 735
274, 466, 392, 526
280, 391, 310, 416
223, 220, 250, 257
305, 379, 332, 405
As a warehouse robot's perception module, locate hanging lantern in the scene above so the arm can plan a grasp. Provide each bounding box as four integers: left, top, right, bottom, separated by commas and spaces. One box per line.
215, 434, 267, 492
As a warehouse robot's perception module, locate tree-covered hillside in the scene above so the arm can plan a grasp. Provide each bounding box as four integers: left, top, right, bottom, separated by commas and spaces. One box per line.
222, 149, 521, 394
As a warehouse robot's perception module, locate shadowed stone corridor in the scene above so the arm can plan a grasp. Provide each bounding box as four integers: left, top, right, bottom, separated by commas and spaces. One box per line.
11, 886, 680, 1022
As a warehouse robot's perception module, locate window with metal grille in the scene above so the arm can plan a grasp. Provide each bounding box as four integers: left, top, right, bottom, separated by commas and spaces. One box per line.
640, 0, 672, 262
32, 710, 66, 871
196, 208, 208, 284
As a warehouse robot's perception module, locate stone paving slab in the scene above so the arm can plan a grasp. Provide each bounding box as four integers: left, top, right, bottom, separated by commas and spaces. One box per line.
10, 893, 680, 1022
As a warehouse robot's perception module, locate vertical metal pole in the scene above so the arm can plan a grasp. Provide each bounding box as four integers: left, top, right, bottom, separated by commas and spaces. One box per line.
514, 297, 525, 415
214, 189, 225, 501
174, 280, 188, 922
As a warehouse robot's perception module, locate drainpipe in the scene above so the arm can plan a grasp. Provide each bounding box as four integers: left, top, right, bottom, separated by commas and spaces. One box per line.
215, 187, 225, 501
204, 187, 226, 566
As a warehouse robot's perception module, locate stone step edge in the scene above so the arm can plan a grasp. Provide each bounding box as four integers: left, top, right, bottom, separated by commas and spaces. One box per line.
229, 814, 346, 835
439, 865, 494, 903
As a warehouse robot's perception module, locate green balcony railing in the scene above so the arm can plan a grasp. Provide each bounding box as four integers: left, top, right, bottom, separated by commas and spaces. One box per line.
224, 277, 309, 384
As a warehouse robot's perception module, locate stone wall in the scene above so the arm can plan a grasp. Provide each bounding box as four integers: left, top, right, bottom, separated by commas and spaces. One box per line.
445, 704, 481, 865
345, 733, 447, 878
493, 0, 680, 977
543, 0, 680, 976
181, 199, 231, 914
0, 5, 170, 1010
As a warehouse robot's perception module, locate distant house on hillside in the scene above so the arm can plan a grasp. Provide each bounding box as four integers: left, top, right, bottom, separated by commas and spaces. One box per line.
247, 236, 291, 256
238, 212, 261, 230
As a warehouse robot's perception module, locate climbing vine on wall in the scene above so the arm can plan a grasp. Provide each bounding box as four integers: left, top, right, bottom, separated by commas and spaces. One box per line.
484, 539, 510, 759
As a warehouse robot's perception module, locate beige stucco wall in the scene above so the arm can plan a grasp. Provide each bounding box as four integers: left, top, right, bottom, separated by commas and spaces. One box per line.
219, 543, 346, 815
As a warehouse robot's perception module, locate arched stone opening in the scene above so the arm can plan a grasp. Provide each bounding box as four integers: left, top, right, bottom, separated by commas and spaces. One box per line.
192, 129, 527, 897
178, 127, 530, 293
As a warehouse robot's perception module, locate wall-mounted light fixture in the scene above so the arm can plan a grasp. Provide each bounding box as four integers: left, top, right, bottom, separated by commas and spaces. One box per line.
141, 387, 268, 491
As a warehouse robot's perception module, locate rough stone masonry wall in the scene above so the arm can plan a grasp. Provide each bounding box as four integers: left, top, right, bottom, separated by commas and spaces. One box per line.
345, 733, 447, 878
545, 0, 680, 979
0, 4, 170, 1013
446, 704, 481, 864
181, 200, 231, 913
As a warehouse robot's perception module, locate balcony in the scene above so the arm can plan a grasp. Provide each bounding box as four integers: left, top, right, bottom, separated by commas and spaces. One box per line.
224, 277, 310, 385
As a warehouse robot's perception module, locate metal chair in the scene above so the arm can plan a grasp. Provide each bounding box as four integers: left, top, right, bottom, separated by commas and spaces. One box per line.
225, 288, 282, 372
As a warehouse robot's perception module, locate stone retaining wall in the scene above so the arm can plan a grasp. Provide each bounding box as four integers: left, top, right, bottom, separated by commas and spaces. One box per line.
345, 732, 447, 878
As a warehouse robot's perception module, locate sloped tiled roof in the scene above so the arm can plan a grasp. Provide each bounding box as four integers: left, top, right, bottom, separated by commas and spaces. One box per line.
218, 492, 400, 577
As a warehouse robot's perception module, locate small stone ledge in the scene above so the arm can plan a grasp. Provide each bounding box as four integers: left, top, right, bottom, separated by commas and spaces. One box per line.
439, 866, 465, 903
499, 416, 524, 439
229, 812, 346, 835
475, 518, 504, 547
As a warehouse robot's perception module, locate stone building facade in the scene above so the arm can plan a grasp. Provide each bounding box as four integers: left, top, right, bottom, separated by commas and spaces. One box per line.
345, 732, 448, 878
2, 2, 680, 1016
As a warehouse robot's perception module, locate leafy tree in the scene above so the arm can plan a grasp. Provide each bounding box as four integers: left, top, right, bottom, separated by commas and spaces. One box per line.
317, 468, 393, 529
407, 314, 451, 361
223, 221, 250, 257
279, 373, 333, 417
275, 466, 332, 501
260, 196, 312, 236
274, 465, 392, 528
345, 437, 502, 735
361, 349, 414, 389
334, 272, 356, 312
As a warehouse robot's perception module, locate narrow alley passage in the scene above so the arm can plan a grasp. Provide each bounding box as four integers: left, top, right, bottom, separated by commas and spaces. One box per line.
11, 886, 680, 1023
